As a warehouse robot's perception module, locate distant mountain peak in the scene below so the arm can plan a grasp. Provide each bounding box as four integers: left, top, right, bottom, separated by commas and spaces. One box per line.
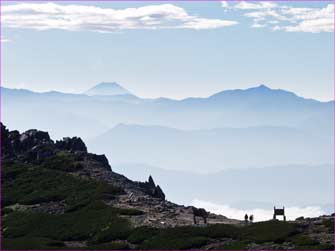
245, 84, 274, 93
240, 84, 273, 92
209, 84, 301, 100
85, 82, 132, 96
256, 84, 270, 89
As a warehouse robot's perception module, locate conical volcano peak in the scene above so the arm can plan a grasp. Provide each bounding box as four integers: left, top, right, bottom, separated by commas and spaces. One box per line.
85, 82, 131, 96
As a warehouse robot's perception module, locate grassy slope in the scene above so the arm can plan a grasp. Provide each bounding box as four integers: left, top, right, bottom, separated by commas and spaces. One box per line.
1, 154, 333, 250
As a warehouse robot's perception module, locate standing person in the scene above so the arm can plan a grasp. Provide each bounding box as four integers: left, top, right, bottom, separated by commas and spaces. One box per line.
244, 214, 248, 223
249, 214, 254, 223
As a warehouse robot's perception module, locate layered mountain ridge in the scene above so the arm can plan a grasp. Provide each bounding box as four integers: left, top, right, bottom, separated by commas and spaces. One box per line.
2, 83, 333, 140
2, 83, 332, 102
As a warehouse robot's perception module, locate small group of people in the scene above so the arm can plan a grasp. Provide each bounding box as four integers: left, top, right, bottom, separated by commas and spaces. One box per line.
244, 214, 254, 223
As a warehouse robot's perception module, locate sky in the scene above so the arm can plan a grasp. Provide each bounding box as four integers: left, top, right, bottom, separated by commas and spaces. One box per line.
1, 1, 334, 101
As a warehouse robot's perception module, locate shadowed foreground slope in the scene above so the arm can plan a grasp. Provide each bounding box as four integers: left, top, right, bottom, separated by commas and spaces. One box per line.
1, 124, 333, 250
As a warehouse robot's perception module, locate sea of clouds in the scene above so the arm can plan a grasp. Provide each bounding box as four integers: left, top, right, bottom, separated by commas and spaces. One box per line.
192, 199, 326, 222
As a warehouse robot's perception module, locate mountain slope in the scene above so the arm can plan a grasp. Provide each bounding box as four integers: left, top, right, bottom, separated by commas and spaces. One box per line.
1, 124, 333, 250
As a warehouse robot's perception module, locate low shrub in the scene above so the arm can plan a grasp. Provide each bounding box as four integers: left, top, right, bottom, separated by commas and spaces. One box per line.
41, 152, 83, 172
86, 241, 130, 250
290, 234, 318, 246
127, 226, 160, 244
214, 241, 248, 250
2, 237, 65, 250
3, 203, 132, 242
242, 220, 299, 243
140, 236, 209, 250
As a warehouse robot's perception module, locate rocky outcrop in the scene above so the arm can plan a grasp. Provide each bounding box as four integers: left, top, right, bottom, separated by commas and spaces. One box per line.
20, 129, 51, 144
86, 153, 110, 169
1, 124, 54, 160
153, 185, 165, 200
56, 137, 87, 152
1, 123, 89, 165
138, 176, 166, 200
148, 175, 155, 187
1, 123, 12, 157
0, 124, 168, 201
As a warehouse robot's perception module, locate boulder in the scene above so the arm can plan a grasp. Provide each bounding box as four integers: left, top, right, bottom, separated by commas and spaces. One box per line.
19, 129, 52, 152
1, 124, 53, 158
20, 129, 50, 142
56, 137, 87, 152
138, 176, 165, 200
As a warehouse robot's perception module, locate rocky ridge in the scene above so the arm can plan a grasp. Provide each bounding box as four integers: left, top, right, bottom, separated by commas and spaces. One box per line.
1, 123, 236, 228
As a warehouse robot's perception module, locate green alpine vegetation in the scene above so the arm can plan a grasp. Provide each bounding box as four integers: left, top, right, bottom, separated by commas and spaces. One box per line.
1, 124, 333, 250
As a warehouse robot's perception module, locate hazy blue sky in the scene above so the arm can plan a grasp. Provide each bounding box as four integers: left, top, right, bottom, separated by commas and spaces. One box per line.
2, 1, 334, 101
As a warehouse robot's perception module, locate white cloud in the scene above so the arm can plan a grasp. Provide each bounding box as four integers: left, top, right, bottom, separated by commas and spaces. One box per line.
2, 2, 238, 32
235, 1, 278, 10
251, 23, 266, 28
281, 4, 334, 33
221, 1, 229, 8
272, 25, 282, 31
244, 10, 286, 21
283, 18, 334, 33
192, 199, 326, 222
268, 20, 279, 24
223, 2, 334, 33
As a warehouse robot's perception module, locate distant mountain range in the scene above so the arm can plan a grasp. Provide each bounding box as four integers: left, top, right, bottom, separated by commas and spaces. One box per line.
1, 82, 333, 139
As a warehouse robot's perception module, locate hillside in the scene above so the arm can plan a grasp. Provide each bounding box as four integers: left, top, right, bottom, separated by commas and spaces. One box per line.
1, 124, 333, 250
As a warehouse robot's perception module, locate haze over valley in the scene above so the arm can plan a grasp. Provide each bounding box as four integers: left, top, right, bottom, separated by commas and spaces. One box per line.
2, 82, 333, 219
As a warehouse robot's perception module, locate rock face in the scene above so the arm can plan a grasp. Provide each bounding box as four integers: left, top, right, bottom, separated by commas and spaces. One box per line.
1, 124, 52, 156
56, 137, 87, 152
1, 123, 12, 156
153, 185, 165, 200
148, 175, 155, 187
137, 175, 166, 200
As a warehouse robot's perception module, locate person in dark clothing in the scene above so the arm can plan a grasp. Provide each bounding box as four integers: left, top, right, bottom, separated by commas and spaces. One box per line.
249, 214, 254, 223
